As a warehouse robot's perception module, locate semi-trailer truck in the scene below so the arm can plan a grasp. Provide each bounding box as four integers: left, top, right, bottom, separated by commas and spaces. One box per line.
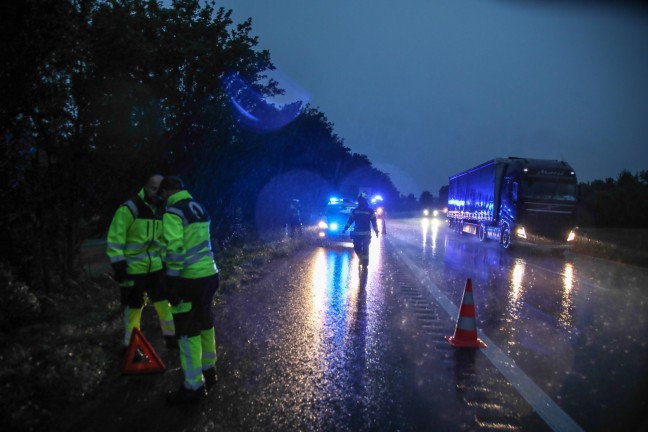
447, 157, 578, 248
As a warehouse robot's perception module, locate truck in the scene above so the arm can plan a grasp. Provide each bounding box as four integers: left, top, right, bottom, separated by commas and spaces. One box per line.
447, 157, 578, 248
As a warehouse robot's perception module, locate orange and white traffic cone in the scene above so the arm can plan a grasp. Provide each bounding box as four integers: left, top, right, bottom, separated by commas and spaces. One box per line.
446, 278, 487, 348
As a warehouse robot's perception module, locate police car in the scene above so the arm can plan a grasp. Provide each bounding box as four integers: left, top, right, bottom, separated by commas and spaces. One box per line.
317, 197, 356, 240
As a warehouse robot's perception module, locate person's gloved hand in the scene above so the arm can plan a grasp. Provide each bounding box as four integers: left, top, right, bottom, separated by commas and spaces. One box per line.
111, 261, 127, 283
166, 276, 181, 305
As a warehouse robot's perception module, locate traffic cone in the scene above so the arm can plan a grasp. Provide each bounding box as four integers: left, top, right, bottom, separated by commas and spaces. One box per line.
446, 278, 487, 348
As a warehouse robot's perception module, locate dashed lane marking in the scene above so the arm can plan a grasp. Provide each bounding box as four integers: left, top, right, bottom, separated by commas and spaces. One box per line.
390, 241, 585, 432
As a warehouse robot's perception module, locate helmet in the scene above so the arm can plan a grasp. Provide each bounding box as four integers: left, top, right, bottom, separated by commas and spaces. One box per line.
358, 192, 368, 201
160, 176, 185, 192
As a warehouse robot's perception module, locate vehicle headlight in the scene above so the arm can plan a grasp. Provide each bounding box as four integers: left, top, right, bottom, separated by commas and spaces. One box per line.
433, 210, 439, 217
318, 221, 328, 229
516, 226, 527, 239
423, 209, 429, 217
567, 230, 576, 242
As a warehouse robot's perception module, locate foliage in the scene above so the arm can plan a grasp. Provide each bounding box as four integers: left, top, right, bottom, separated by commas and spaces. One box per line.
3, 0, 644, 295
419, 191, 434, 208
0, 0, 403, 291
577, 170, 648, 228
0, 262, 42, 331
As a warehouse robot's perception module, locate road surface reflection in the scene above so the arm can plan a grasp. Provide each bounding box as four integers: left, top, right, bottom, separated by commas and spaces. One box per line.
301, 239, 384, 427
421, 217, 441, 259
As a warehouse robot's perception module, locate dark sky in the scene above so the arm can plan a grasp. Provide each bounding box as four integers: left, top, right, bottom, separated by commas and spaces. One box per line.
181, 0, 648, 196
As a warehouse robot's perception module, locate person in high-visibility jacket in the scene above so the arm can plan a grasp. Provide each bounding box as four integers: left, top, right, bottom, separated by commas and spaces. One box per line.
159, 176, 219, 405
342, 192, 380, 270
106, 174, 176, 350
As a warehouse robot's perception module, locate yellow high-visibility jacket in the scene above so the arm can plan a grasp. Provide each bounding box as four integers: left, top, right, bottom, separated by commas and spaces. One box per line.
162, 190, 218, 279
106, 189, 163, 275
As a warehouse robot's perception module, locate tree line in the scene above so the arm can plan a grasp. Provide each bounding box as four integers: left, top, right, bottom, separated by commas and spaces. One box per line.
1, 0, 645, 293
577, 170, 648, 229
1, 0, 402, 290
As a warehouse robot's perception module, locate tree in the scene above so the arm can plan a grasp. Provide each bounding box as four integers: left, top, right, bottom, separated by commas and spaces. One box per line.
419, 191, 434, 209
438, 185, 449, 206
0, 0, 408, 290
577, 170, 648, 228
0, 0, 279, 287
0, 0, 96, 289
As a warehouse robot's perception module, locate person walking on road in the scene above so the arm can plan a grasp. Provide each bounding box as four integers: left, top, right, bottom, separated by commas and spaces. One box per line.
106, 174, 176, 351
342, 192, 380, 271
286, 198, 303, 238
159, 176, 219, 405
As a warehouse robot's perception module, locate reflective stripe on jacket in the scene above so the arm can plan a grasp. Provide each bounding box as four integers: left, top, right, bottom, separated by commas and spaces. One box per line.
106, 189, 163, 275
344, 205, 378, 237
162, 190, 218, 279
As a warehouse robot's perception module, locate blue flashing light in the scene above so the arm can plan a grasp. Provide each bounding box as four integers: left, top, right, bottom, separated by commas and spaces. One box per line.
371, 195, 384, 205
329, 197, 340, 204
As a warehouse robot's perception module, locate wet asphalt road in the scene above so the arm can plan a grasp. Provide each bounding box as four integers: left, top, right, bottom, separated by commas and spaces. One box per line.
68, 217, 648, 432
386, 217, 648, 432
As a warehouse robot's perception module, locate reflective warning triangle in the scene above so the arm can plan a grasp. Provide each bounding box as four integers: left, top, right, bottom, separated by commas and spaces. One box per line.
121, 327, 166, 375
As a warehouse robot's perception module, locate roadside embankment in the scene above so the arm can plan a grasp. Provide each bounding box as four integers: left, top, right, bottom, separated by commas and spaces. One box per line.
572, 228, 648, 268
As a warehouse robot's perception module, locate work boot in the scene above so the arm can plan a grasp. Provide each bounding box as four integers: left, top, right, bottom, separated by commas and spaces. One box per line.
166, 385, 207, 405
164, 336, 178, 350
203, 367, 218, 390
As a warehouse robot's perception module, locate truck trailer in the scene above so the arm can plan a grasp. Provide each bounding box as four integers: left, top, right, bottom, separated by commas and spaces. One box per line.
447, 157, 578, 248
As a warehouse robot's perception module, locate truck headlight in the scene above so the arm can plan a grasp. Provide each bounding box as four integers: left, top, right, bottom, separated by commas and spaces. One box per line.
516, 226, 527, 239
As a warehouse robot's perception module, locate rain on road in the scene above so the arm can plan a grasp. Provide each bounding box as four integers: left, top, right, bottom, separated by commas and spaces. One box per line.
387, 217, 648, 432
69, 217, 648, 432
202, 226, 550, 432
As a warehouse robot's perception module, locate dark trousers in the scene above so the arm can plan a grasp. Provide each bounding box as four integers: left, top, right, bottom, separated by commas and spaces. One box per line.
120, 270, 167, 308
171, 274, 219, 338
352, 235, 372, 266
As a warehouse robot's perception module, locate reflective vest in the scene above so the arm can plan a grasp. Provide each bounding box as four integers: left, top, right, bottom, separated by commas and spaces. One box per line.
106, 189, 163, 275
344, 205, 378, 237
162, 190, 218, 279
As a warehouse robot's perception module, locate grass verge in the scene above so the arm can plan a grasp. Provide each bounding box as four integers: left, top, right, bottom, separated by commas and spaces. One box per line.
0, 236, 310, 432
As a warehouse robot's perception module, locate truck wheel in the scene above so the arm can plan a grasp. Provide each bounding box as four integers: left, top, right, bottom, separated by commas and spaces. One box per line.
501, 227, 511, 249
478, 224, 487, 241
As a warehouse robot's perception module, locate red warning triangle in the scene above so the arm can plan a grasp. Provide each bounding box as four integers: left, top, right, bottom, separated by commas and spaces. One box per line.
121, 327, 166, 375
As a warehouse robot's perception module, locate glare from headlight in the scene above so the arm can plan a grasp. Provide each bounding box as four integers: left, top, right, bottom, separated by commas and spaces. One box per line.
567, 230, 576, 242
423, 209, 429, 216
516, 226, 527, 239
433, 210, 439, 217
318, 221, 328, 229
